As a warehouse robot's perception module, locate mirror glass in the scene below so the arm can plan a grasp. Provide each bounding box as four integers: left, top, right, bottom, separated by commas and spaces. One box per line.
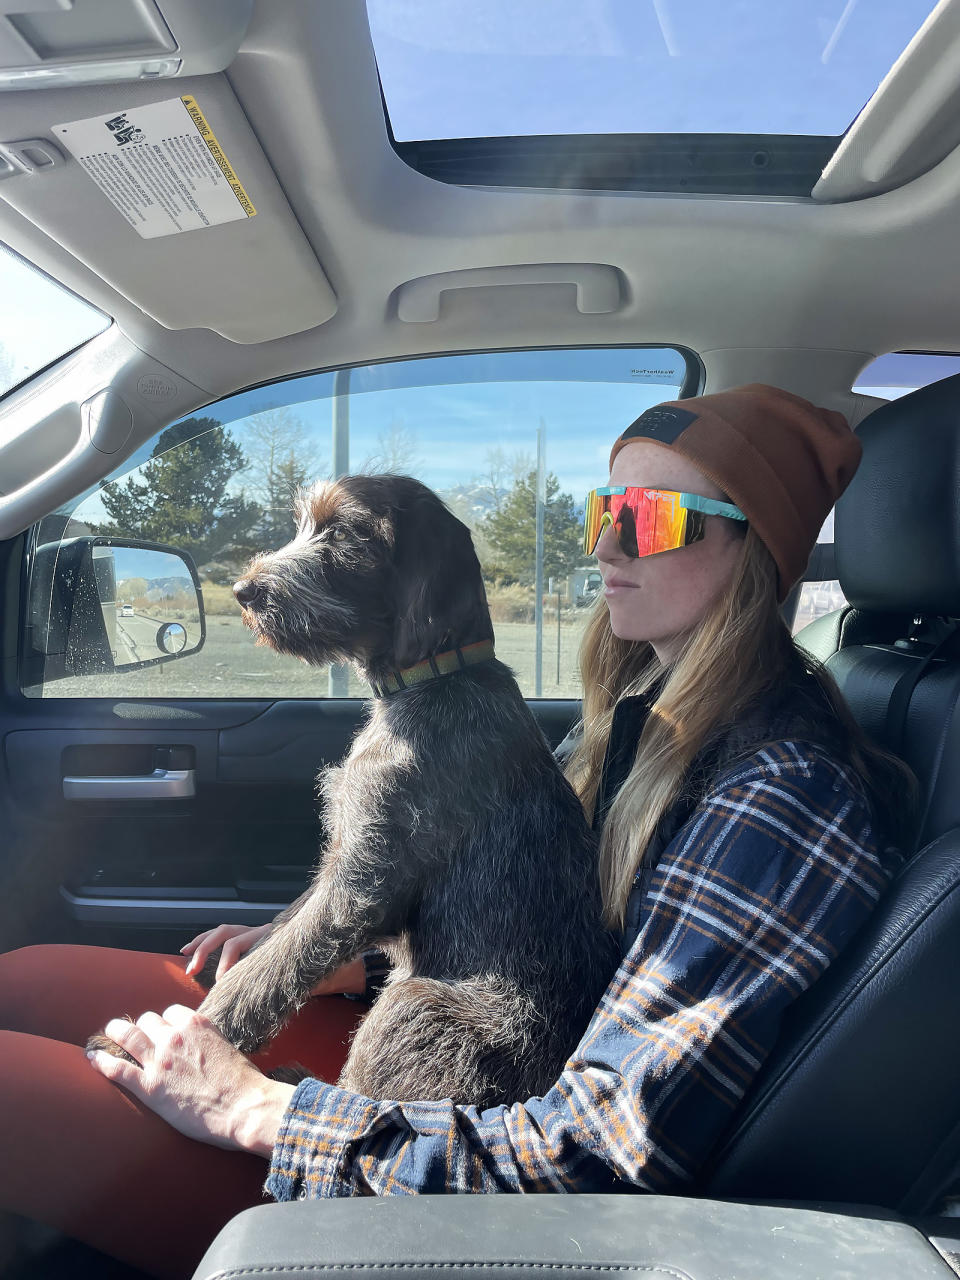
97, 546, 202, 669
157, 621, 187, 655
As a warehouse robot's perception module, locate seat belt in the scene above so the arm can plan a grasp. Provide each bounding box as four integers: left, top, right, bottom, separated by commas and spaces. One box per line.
884, 620, 960, 758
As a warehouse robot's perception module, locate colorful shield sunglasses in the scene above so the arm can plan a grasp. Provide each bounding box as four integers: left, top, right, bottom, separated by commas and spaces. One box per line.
582, 486, 747, 558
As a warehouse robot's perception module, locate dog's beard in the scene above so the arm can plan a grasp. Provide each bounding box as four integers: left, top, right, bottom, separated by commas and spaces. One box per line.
241, 590, 359, 666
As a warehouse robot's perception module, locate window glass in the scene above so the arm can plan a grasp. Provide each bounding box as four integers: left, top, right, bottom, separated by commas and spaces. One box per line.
0, 243, 109, 398
368, 0, 936, 141
25, 347, 689, 699
854, 351, 960, 401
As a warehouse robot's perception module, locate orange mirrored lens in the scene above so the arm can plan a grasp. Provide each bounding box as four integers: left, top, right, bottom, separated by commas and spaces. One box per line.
583, 488, 689, 558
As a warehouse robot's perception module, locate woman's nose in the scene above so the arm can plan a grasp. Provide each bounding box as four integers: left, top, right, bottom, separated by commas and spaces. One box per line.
594, 521, 624, 562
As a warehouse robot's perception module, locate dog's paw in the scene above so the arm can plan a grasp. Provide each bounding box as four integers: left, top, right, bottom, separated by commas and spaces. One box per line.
267, 1062, 313, 1087
86, 1029, 140, 1066
188, 952, 219, 991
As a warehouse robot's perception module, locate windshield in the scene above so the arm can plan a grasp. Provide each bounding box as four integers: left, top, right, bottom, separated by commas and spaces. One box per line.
0, 243, 109, 398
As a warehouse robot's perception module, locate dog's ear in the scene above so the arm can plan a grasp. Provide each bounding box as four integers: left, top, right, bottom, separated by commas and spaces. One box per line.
391, 489, 493, 669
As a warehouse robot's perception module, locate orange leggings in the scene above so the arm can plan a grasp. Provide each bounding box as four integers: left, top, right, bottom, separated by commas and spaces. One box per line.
0, 944, 366, 1279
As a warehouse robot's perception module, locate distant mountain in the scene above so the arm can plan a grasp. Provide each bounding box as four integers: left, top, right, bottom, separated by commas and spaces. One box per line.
118, 575, 192, 598
438, 482, 504, 523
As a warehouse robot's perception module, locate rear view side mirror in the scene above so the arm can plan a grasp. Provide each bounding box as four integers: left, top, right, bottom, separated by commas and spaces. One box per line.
25, 537, 206, 686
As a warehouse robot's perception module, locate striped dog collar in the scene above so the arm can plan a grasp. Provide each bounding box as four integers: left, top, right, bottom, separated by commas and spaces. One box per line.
370, 640, 496, 698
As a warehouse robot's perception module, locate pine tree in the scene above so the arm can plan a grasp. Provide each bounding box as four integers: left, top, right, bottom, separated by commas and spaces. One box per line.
482, 471, 583, 585
98, 417, 260, 564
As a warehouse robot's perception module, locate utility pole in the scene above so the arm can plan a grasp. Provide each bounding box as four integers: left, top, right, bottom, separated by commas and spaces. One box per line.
329, 367, 351, 697
534, 418, 546, 697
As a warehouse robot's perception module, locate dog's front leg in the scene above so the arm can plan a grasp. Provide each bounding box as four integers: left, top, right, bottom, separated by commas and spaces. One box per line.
197, 796, 418, 1053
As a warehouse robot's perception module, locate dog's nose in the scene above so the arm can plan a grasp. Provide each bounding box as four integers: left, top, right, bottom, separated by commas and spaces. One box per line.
234, 578, 263, 608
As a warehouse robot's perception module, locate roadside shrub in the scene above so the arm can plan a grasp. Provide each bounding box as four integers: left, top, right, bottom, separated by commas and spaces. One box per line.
200, 581, 241, 616
485, 580, 535, 623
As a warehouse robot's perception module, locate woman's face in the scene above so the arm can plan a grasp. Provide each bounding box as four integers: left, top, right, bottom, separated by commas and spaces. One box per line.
595, 441, 746, 663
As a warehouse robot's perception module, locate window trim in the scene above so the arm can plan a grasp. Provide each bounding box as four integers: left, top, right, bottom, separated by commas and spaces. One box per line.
389, 131, 837, 198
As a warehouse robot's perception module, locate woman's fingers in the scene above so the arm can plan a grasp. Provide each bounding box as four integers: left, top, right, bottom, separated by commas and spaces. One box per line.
102, 1016, 155, 1067
214, 934, 252, 981
87, 1047, 144, 1096
162, 1003, 198, 1028
180, 924, 222, 956
184, 924, 237, 975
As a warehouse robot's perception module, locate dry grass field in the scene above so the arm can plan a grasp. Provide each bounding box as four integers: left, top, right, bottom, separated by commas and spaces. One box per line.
40, 604, 595, 701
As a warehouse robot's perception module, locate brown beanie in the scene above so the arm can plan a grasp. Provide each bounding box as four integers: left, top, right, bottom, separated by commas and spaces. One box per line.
608, 383, 862, 601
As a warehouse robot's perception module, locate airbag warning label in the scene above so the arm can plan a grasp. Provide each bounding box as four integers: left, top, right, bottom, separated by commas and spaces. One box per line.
53, 96, 256, 239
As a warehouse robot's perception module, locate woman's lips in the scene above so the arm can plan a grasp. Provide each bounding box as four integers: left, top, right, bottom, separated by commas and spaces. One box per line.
604, 576, 638, 594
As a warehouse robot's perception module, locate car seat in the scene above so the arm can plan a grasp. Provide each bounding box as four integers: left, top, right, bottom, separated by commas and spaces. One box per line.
704, 372, 960, 1212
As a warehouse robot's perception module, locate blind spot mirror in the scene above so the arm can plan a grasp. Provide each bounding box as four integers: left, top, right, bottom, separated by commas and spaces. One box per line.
157, 621, 187, 654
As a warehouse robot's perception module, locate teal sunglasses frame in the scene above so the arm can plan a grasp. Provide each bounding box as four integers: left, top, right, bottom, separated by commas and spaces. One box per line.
583, 486, 747, 557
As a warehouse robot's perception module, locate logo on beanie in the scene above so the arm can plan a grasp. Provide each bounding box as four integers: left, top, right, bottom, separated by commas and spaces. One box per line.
620, 405, 698, 445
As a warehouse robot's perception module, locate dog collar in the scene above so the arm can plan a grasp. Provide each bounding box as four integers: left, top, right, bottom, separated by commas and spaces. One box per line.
370, 639, 496, 698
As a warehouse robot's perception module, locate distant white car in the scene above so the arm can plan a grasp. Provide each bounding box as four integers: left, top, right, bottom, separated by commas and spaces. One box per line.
120, 604, 134, 617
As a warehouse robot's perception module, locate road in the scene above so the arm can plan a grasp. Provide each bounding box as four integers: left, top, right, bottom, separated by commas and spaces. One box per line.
113, 612, 199, 666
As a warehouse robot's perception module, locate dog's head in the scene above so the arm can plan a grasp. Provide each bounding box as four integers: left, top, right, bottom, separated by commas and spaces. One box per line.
234, 474, 493, 674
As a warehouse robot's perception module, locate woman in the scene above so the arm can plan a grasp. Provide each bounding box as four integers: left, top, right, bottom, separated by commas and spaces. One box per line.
0, 385, 909, 1275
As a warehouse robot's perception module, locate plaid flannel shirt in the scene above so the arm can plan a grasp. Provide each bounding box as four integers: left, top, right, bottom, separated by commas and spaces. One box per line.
266, 740, 892, 1200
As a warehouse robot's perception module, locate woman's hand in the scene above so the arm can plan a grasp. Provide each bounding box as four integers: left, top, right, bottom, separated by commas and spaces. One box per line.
87, 1006, 295, 1157
181, 923, 271, 981
181, 925, 367, 995
309, 956, 367, 997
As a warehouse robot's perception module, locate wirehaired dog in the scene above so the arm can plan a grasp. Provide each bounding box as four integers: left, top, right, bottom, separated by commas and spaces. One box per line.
90, 475, 617, 1107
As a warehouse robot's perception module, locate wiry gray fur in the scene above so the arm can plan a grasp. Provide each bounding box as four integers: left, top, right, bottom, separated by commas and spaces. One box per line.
92, 474, 617, 1108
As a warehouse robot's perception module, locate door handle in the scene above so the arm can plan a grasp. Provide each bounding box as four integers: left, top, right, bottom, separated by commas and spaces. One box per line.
62, 768, 196, 800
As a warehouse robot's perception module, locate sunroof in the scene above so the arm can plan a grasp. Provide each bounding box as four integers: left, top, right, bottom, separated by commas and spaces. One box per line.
367, 0, 938, 195
369, 0, 936, 141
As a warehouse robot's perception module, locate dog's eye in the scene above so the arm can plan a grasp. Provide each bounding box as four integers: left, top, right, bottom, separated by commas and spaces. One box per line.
329, 525, 348, 542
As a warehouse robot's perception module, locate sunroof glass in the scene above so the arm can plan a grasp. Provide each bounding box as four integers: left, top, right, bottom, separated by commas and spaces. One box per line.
367, 0, 939, 143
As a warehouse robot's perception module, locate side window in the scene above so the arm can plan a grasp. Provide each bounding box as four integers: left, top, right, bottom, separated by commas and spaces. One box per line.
791, 508, 844, 635
792, 350, 960, 635
24, 347, 691, 700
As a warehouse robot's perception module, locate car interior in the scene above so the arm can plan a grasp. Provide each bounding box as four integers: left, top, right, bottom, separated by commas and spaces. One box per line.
5, 1, 960, 1277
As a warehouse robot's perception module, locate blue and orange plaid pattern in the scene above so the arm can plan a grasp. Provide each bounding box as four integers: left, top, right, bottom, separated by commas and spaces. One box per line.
266, 742, 892, 1200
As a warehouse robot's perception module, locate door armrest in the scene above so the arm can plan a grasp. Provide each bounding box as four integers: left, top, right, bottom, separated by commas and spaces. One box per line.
193, 1194, 952, 1280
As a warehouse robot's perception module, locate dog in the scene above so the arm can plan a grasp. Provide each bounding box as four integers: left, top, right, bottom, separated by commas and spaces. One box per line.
90, 474, 617, 1108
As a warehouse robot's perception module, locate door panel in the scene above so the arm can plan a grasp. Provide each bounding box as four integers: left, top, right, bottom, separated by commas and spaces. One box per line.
1, 530, 581, 956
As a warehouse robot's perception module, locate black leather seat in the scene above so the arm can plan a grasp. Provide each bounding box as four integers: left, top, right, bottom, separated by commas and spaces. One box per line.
704, 373, 960, 1211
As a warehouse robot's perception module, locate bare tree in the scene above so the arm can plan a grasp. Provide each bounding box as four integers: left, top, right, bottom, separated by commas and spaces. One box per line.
360, 419, 423, 475
239, 407, 327, 547
478, 446, 534, 515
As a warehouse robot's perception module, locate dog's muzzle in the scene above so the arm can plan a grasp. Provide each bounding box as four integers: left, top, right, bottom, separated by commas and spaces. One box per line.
234, 577, 265, 609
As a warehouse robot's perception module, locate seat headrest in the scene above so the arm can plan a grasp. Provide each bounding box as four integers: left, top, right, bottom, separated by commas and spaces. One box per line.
837, 372, 960, 616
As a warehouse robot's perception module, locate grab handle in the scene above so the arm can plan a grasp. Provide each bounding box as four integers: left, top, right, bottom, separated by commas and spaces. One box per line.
63, 768, 196, 800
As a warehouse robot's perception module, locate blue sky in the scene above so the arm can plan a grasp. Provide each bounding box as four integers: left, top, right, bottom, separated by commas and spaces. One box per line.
69, 342, 959, 543
111, 546, 191, 583
69, 350, 689, 527
367, 0, 937, 139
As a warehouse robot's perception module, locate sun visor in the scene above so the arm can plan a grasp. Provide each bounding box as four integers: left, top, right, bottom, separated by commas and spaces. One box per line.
814, 0, 960, 204
0, 0, 253, 90
0, 75, 337, 342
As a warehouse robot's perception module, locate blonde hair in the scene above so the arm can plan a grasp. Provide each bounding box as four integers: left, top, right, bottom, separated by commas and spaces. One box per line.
566, 530, 914, 928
